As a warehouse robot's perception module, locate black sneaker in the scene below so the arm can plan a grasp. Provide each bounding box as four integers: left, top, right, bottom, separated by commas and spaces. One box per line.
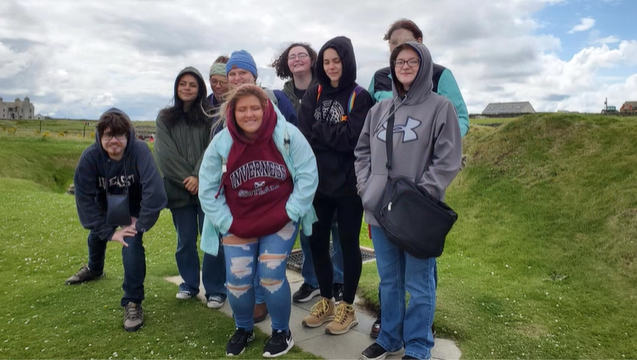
361, 342, 401, 360
333, 282, 344, 303
402, 356, 417, 359
292, 283, 320, 303
226, 328, 255, 356
65, 265, 104, 285
263, 329, 294, 358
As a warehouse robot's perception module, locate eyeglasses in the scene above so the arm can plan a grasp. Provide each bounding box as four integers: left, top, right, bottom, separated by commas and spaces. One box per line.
394, 59, 420, 68
102, 132, 127, 141
210, 79, 228, 86
288, 53, 309, 61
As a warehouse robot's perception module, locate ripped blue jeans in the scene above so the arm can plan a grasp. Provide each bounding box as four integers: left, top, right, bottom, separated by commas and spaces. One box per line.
223, 221, 298, 331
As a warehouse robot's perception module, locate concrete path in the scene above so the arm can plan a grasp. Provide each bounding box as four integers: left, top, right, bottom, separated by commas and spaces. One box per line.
166, 271, 461, 360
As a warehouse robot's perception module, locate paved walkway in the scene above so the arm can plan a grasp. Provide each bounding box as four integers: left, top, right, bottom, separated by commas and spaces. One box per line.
166, 271, 461, 360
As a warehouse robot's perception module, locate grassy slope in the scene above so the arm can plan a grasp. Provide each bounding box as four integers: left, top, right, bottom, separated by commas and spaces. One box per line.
0, 136, 317, 359
361, 114, 637, 358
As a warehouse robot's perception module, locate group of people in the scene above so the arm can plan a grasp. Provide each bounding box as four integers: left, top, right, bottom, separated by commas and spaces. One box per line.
65, 18, 468, 360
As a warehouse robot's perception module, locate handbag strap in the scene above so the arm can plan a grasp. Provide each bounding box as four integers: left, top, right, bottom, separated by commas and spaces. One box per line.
384, 105, 395, 180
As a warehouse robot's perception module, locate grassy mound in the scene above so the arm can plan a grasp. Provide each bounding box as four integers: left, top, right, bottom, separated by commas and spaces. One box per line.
362, 114, 636, 358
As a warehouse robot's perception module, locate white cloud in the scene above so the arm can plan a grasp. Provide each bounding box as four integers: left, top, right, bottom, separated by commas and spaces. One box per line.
0, 0, 635, 119
568, 17, 596, 34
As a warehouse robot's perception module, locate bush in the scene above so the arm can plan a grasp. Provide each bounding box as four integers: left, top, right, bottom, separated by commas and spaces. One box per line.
42, 131, 51, 138
58, 131, 65, 137
7, 127, 17, 135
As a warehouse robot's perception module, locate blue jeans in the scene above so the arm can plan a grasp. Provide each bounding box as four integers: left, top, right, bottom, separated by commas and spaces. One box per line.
371, 226, 436, 360
300, 217, 344, 287
172, 204, 226, 300
87, 231, 145, 307
223, 222, 298, 331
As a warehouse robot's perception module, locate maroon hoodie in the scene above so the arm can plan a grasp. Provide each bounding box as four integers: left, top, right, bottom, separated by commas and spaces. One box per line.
223, 100, 293, 238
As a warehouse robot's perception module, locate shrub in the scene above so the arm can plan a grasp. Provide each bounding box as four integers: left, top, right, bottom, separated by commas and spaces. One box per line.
42, 131, 50, 138
58, 131, 65, 137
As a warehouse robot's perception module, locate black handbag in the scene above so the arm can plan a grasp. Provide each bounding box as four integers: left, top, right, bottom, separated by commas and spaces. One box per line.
373, 107, 458, 259
104, 164, 131, 227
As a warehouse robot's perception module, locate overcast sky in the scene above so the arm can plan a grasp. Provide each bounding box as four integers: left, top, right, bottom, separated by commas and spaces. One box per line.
1, 0, 635, 120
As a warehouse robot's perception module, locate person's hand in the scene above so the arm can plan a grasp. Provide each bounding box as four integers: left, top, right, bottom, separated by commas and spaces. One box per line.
128, 217, 138, 229
183, 176, 199, 195
111, 227, 137, 247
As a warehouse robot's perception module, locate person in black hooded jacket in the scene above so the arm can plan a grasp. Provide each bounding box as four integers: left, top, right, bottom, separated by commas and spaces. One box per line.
65, 108, 167, 332
298, 36, 373, 335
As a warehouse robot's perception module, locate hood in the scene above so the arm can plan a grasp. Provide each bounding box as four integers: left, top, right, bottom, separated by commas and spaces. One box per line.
315, 36, 357, 92
95, 107, 136, 159
226, 98, 278, 146
174, 66, 208, 104
390, 41, 433, 105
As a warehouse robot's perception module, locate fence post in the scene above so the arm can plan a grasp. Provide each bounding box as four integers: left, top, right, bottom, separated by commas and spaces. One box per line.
83, 125, 86, 137
39, 121, 42, 132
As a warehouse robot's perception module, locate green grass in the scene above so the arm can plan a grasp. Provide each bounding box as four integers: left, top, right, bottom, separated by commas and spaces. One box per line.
0, 136, 317, 359
359, 114, 637, 358
3, 114, 637, 358
0, 119, 156, 137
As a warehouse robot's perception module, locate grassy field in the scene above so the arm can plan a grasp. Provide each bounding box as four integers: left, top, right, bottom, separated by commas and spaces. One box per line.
1, 114, 636, 358
0, 119, 156, 138
0, 136, 318, 359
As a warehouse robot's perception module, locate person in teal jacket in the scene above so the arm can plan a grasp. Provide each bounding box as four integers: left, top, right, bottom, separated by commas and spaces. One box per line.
366, 18, 469, 340
198, 84, 318, 357
368, 19, 469, 138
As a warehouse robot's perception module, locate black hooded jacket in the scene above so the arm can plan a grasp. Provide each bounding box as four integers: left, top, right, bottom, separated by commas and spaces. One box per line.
74, 108, 167, 241
298, 36, 373, 197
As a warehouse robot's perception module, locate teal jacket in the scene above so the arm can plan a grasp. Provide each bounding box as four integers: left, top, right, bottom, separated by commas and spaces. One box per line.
368, 65, 469, 137
198, 106, 318, 256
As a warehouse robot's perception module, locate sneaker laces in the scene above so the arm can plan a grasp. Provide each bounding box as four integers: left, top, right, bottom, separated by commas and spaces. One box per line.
334, 303, 354, 324
229, 328, 251, 344
125, 303, 142, 320
263, 329, 287, 346
309, 298, 330, 318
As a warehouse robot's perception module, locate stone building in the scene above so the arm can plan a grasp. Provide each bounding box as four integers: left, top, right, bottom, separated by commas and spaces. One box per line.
0, 97, 35, 119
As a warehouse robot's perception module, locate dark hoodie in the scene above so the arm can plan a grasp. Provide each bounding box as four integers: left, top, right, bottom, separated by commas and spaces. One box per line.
155, 67, 212, 209
298, 36, 373, 197
74, 108, 167, 241
222, 100, 293, 238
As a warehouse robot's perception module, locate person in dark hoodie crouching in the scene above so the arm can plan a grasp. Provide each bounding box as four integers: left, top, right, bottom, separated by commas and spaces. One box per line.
298, 36, 373, 335
66, 109, 167, 332
355, 42, 462, 360
154, 67, 228, 309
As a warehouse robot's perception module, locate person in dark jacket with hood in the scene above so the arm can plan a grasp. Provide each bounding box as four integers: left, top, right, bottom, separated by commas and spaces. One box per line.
271, 42, 345, 305
355, 41, 462, 360
298, 36, 373, 335
65, 108, 167, 332
154, 67, 227, 309
207, 55, 230, 138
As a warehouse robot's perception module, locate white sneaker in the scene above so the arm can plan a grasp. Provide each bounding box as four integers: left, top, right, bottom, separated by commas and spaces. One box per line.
175, 290, 192, 300
207, 296, 225, 309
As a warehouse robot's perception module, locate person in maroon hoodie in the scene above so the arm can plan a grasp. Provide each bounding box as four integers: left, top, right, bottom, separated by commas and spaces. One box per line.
198, 84, 318, 357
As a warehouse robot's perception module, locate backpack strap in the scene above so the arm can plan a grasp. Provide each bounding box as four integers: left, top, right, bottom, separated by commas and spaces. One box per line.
347, 85, 364, 115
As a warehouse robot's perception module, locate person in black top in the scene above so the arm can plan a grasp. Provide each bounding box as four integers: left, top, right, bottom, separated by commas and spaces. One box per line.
298, 36, 373, 335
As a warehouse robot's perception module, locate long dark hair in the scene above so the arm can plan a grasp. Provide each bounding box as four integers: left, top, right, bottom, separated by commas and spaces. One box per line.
270, 42, 318, 80
160, 71, 212, 128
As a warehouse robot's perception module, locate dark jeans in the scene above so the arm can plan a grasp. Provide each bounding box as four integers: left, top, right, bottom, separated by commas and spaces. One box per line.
309, 193, 363, 304
87, 230, 145, 307
171, 204, 227, 300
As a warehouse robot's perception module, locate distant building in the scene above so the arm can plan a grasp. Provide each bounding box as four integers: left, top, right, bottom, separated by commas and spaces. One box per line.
482, 101, 536, 116
0, 97, 35, 119
620, 101, 637, 116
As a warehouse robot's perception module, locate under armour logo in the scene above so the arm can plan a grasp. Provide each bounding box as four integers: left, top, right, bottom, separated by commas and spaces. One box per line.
254, 181, 265, 189
377, 117, 421, 142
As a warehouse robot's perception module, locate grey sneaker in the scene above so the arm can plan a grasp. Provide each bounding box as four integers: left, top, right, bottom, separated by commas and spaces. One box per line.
123, 303, 144, 332
65, 265, 104, 285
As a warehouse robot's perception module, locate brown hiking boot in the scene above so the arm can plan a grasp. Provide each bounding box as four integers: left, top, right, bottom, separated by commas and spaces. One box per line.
123, 303, 144, 332
301, 297, 334, 328
65, 265, 104, 285
253, 302, 268, 323
325, 302, 358, 335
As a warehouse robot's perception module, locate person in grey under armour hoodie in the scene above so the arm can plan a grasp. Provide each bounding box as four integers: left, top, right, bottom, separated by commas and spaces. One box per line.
354, 41, 461, 360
